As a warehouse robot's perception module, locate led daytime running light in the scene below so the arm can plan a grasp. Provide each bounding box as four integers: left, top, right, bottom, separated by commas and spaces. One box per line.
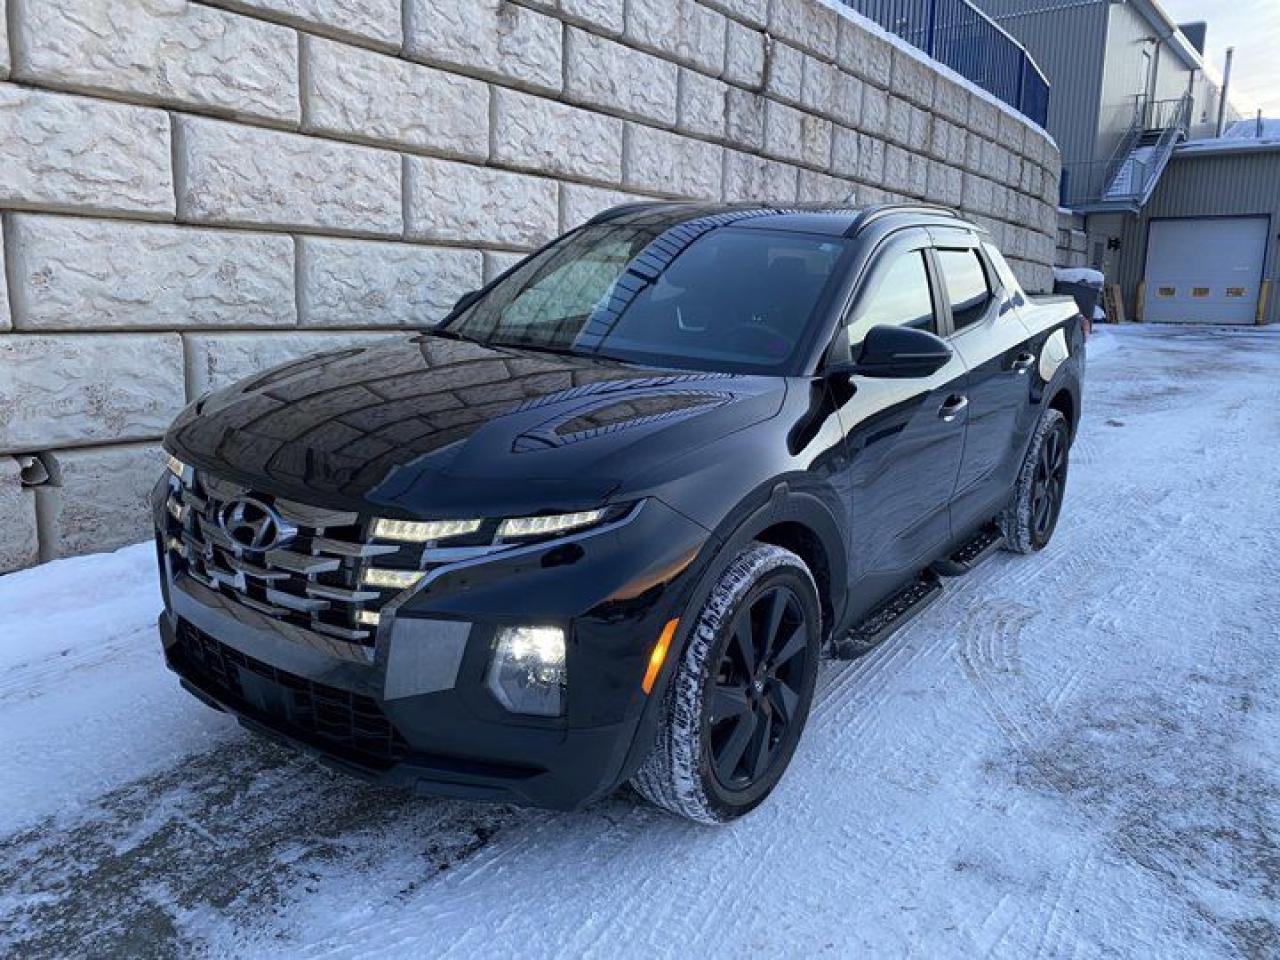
372, 518, 483, 542
361, 568, 426, 589
498, 509, 606, 539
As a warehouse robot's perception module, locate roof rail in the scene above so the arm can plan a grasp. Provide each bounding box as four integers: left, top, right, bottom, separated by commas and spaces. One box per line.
844, 203, 962, 237
585, 201, 673, 225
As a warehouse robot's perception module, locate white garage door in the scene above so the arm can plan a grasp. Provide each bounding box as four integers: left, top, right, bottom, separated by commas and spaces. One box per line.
1143, 217, 1270, 324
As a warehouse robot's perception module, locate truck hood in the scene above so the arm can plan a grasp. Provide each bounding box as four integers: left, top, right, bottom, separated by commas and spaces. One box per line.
167, 335, 785, 517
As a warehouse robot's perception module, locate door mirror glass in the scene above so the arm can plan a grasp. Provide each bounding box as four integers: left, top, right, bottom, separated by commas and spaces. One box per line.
849, 324, 953, 379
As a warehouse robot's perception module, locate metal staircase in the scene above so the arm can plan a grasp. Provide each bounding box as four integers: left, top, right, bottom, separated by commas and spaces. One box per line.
1089, 94, 1192, 212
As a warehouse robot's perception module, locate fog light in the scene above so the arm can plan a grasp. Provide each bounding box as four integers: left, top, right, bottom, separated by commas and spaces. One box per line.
486, 626, 566, 717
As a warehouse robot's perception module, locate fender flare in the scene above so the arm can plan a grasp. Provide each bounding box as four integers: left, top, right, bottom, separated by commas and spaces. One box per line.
667, 475, 850, 647
613, 480, 848, 788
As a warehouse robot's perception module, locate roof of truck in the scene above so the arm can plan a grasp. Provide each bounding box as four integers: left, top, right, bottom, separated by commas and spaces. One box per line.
586, 201, 974, 240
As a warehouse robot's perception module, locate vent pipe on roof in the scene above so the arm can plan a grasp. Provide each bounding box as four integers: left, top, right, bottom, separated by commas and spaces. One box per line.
1216, 47, 1235, 137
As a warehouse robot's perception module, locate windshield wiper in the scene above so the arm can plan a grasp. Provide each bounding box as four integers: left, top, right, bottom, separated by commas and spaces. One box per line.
426, 326, 468, 341
488, 338, 596, 359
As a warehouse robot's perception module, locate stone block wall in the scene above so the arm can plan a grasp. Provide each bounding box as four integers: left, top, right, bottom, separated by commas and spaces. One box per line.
1056, 209, 1088, 269
0, 0, 1060, 572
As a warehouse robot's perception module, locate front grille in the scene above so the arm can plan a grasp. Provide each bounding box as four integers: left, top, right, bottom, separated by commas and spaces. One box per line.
161, 472, 421, 647
158, 466, 612, 647
175, 620, 409, 767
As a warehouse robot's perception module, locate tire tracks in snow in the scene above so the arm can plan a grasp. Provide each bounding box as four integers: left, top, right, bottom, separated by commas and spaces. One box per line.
0, 736, 537, 958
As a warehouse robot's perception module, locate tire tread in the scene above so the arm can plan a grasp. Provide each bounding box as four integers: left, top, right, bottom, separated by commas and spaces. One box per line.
1000, 408, 1068, 554
630, 543, 817, 824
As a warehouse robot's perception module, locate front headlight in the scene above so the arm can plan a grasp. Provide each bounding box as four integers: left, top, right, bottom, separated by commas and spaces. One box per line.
372, 518, 482, 542
485, 625, 566, 716
497, 509, 606, 540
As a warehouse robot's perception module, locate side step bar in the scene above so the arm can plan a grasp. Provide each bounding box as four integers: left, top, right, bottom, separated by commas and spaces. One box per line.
831, 522, 1007, 660
833, 572, 942, 660
932, 523, 1005, 577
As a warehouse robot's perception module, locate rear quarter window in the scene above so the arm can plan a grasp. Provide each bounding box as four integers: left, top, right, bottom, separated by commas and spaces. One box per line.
937, 249, 993, 330
981, 241, 1025, 302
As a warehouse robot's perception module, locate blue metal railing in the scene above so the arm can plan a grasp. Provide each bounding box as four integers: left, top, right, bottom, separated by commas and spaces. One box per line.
840, 0, 1050, 128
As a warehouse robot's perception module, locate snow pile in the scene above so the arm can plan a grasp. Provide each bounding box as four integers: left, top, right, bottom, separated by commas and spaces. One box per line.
1054, 267, 1104, 287
1224, 118, 1280, 140
0, 543, 228, 837
1179, 118, 1280, 155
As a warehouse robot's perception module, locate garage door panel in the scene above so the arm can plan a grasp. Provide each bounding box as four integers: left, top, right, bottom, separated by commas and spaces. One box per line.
1143, 217, 1269, 324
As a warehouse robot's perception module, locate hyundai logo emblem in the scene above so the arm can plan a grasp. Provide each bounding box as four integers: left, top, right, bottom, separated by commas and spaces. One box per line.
218, 496, 296, 551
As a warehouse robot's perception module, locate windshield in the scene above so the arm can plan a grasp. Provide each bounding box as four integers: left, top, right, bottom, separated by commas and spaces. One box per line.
443, 224, 853, 374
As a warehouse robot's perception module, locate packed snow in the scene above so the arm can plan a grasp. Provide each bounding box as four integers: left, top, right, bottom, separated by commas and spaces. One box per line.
2, 326, 1279, 958
1053, 268, 1104, 287
1224, 118, 1280, 141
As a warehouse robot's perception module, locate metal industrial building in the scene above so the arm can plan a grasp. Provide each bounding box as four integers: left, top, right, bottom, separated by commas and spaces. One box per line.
973, 0, 1274, 326
1096, 133, 1280, 325
974, 0, 1236, 210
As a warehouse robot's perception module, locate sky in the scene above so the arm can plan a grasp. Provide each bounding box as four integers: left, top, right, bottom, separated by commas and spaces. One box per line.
1157, 0, 1280, 117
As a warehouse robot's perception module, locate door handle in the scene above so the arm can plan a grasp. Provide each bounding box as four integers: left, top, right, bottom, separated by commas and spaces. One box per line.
1011, 352, 1037, 374
938, 394, 968, 422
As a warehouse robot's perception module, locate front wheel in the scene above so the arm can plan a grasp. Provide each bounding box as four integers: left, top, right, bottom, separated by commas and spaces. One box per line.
630, 543, 822, 824
1001, 407, 1070, 554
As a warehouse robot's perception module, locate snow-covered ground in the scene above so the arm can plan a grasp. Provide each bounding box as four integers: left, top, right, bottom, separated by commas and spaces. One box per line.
2, 325, 1278, 958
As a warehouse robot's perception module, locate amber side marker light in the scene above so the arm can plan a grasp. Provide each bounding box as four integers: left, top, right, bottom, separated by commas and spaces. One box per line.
642, 619, 680, 694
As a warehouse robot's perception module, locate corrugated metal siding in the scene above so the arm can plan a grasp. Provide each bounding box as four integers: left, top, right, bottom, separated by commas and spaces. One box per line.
1114, 151, 1280, 324
1097, 3, 1156, 162
1097, 3, 1211, 161
971, 1, 1109, 167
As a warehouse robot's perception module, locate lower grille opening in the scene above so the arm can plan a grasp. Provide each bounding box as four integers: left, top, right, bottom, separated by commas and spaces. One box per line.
174, 620, 409, 769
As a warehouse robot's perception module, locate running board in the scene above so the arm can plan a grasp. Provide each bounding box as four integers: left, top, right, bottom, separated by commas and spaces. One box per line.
931, 523, 1005, 577
833, 572, 942, 660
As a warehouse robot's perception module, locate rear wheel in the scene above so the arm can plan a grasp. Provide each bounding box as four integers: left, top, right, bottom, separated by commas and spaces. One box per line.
631, 543, 821, 824
1001, 408, 1069, 554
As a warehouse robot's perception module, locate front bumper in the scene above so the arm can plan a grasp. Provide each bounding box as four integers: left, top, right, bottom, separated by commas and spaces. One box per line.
155, 489, 713, 810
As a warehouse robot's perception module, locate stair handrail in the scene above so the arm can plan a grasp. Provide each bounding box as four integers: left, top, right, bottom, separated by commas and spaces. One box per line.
1133, 92, 1194, 204
1101, 95, 1147, 188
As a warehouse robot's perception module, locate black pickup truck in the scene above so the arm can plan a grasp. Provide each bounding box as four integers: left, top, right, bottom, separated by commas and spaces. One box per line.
155, 203, 1084, 824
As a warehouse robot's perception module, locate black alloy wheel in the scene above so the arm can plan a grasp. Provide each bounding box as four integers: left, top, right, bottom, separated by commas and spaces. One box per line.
630, 542, 821, 823
1030, 419, 1068, 544
707, 584, 810, 791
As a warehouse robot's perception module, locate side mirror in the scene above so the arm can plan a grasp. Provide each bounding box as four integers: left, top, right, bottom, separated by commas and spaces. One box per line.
833, 325, 953, 380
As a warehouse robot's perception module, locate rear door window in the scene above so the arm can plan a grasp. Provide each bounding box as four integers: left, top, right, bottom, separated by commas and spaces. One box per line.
845, 251, 936, 347
937, 249, 994, 331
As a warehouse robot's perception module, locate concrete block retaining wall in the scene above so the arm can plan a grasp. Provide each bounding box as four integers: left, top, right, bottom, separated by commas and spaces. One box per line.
0, 0, 1060, 571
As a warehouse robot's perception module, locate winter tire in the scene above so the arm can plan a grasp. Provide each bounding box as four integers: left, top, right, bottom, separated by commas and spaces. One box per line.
631, 542, 822, 824
1001, 407, 1069, 554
